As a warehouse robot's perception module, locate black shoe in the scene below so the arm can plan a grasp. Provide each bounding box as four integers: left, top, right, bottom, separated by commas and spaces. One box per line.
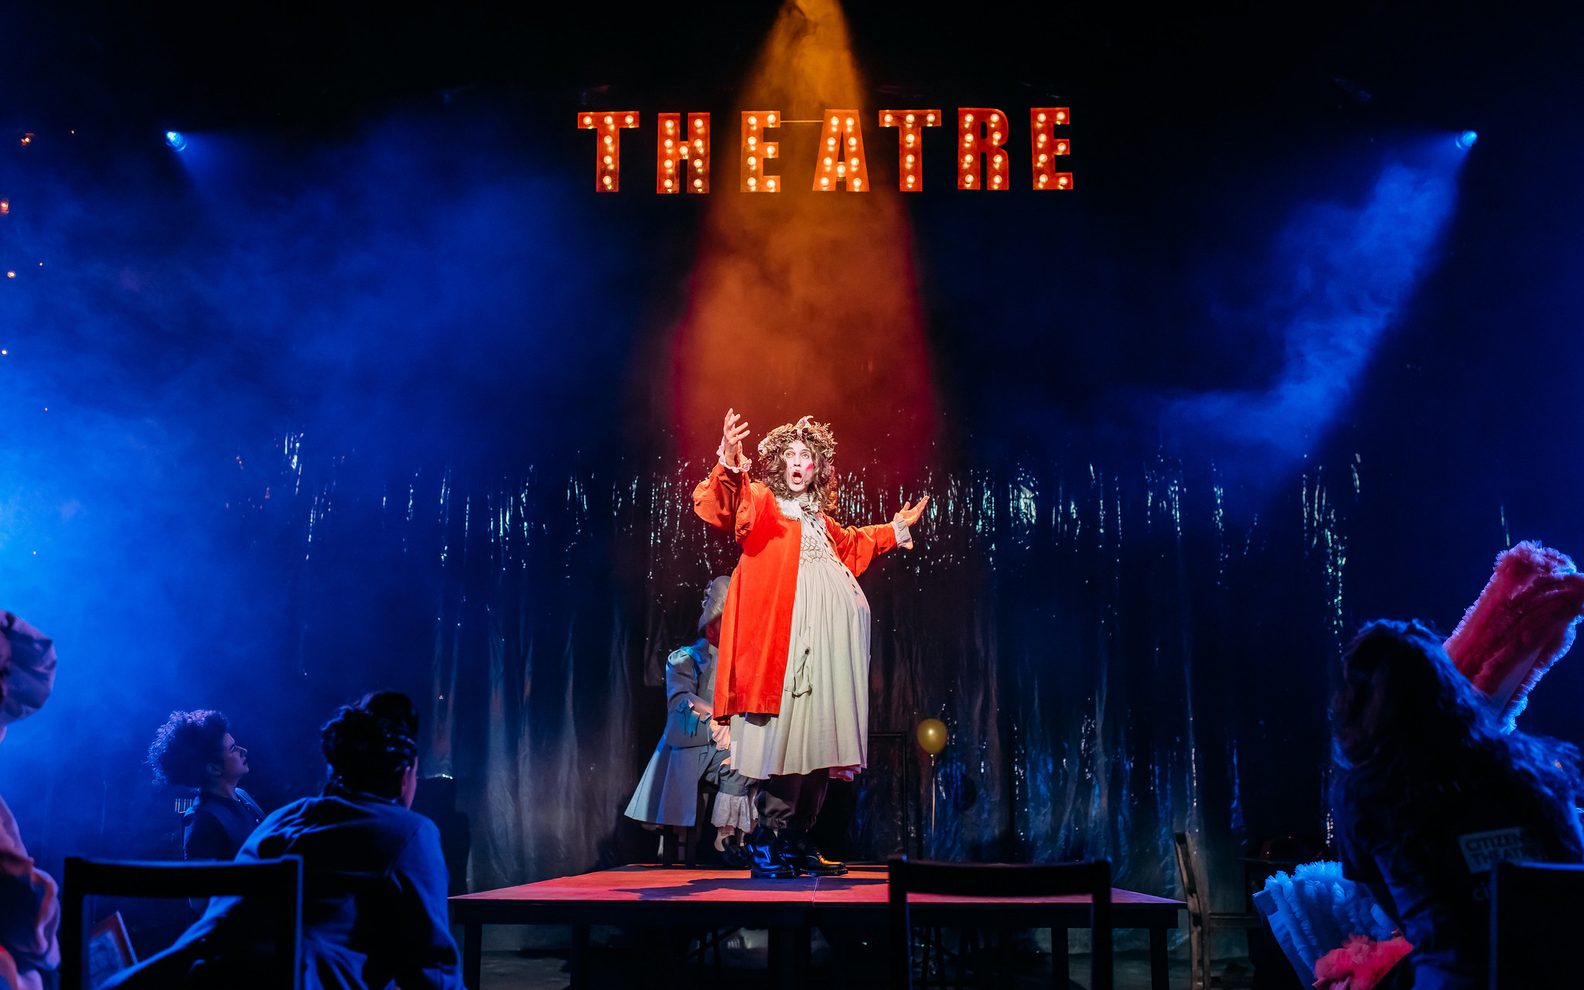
780, 830, 848, 876
746, 826, 798, 879
718, 832, 753, 870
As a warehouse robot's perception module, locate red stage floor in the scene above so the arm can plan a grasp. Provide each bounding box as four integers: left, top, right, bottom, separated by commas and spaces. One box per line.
451, 865, 1184, 989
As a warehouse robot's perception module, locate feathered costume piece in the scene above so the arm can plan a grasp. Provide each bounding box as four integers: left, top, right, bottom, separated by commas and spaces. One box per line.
1312, 934, 1414, 990
1252, 542, 1584, 989
1253, 862, 1398, 985
1443, 540, 1584, 729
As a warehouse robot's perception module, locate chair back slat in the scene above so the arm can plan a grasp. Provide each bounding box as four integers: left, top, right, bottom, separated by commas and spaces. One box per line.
888, 855, 1113, 990
60, 856, 304, 990
1490, 859, 1584, 990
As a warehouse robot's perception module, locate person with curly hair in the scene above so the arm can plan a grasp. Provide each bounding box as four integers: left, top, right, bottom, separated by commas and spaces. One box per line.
109, 691, 462, 989
1331, 619, 1584, 989
148, 710, 264, 864
693, 410, 928, 879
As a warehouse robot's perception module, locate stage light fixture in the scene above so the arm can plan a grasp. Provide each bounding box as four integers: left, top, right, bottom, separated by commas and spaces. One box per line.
165, 130, 188, 152
1457, 130, 1479, 150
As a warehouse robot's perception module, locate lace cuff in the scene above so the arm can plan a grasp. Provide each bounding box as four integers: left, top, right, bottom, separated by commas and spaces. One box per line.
715, 440, 750, 473
893, 518, 914, 550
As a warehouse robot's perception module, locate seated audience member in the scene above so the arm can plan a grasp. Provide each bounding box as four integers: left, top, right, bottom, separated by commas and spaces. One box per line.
0, 612, 61, 990
149, 710, 264, 862
1331, 619, 1584, 990
108, 691, 462, 990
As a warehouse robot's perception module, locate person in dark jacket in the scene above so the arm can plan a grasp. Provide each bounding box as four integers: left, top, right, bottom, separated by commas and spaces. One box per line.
149, 710, 265, 863
109, 691, 462, 990
1331, 619, 1584, 990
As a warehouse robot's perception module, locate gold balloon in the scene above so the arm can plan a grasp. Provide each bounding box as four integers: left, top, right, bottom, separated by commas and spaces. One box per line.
915, 718, 948, 755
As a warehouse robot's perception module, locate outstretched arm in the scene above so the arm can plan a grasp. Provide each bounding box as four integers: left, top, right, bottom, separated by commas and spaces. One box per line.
828, 496, 930, 577
691, 409, 768, 541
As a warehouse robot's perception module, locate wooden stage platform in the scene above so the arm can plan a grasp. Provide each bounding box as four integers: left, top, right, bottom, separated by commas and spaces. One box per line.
451, 864, 1185, 989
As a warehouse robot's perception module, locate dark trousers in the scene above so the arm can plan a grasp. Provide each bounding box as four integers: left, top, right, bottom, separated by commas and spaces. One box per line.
751, 771, 829, 832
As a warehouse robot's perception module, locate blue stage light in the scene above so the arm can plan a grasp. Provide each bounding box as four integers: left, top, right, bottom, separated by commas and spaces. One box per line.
165, 130, 188, 152
1456, 130, 1478, 150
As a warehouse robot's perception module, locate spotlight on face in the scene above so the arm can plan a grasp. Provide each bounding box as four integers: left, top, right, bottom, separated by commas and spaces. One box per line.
165, 130, 188, 152
1456, 130, 1478, 150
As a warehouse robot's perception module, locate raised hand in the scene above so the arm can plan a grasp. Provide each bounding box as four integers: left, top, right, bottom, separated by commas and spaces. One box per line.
894, 495, 930, 530
721, 408, 751, 467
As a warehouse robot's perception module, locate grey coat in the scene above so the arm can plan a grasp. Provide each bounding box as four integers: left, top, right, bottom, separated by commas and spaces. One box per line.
624, 639, 747, 827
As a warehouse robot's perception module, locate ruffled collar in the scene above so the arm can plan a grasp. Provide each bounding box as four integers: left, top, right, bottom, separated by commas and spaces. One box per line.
776, 492, 824, 520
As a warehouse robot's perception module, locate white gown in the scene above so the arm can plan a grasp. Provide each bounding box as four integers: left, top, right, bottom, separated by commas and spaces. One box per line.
730, 497, 886, 780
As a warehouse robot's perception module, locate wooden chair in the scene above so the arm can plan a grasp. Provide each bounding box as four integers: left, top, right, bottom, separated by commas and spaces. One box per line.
659, 780, 719, 867
1489, 859, 1584, 989
59, 856, 304, 990
888, 855, 1113, 990
1173, 832, 1260, 989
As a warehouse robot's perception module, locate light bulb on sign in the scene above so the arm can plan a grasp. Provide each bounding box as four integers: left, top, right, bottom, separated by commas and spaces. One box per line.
580, 110, 639, 191
740, 109, 779, 192
1030, 107, 1071, 190
881, 106, 939, 191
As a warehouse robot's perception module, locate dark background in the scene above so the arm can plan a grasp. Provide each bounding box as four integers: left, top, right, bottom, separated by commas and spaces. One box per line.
3, 0, 1583, 925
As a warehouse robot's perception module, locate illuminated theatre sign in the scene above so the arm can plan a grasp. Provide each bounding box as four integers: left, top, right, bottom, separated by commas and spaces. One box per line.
577, 107, 1072, 193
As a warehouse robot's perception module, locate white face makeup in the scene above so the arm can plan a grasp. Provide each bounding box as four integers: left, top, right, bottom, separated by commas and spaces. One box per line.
782, 440, 816, 494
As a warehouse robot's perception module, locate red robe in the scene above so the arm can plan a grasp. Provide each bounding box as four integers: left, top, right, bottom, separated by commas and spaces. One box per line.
692, 462, 900, 720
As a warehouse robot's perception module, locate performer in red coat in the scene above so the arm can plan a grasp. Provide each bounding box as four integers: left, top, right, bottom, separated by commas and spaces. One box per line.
693, 409, 928, 878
